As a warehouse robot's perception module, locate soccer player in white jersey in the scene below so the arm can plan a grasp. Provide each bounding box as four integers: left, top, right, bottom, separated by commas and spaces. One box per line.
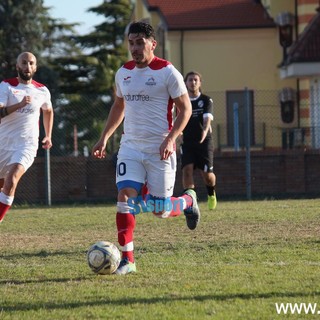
0, 52, 54, 223
92, 21, 201, 275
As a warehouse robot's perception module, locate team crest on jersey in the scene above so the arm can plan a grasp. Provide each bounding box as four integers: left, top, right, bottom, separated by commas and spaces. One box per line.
123, 76, 131, 85
145, 77, 156, 86
198, 100, 204, 108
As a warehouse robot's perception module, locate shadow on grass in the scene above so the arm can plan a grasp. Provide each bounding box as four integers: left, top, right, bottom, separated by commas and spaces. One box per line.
1, 291, 320, 312
1, 249, 84, 259
0, 277, 91, 286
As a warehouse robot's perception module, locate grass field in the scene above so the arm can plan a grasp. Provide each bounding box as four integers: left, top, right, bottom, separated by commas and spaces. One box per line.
1, 199, 320, 319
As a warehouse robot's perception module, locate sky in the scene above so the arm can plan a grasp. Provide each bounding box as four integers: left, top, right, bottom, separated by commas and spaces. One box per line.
44, 0, 105, 35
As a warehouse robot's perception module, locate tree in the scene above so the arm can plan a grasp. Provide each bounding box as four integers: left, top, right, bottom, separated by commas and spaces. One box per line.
0, 0, 81, 80
0, 0, 133, 156
52, 0, 133, 96
0, 0, 47, 78
51, 0, 133, 155
82, 0, 133, 93
0, 0, 84, 156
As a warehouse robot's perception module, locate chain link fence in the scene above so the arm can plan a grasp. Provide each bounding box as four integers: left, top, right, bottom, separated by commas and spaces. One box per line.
208, 89, 313, 151
14, 88, 320, 204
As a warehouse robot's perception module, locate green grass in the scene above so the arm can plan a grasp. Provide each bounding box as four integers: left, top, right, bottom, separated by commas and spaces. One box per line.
1, 199, 320, 319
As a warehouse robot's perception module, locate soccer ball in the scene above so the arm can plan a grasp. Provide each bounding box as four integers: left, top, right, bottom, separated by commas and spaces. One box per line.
87, 241, 121, 275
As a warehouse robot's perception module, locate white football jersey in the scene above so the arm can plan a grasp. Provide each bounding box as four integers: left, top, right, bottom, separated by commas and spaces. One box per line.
115, 56, 187, 153
0, 78, 52, 153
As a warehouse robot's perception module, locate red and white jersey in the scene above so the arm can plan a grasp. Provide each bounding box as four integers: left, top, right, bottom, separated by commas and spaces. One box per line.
0, 78, 52, 153
115, 56, 187, 153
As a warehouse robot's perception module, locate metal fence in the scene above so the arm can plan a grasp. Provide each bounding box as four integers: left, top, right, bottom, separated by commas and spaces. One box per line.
14, 88, 320, 204
47, 89, 320, 156
209, 89, 317, 152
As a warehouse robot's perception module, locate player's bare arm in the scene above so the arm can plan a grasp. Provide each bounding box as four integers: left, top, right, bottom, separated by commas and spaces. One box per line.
160, 93, 192, 160
0, 96, 31, 119
92, 96, 125, 159
42, 108, 54, 149
199, 117, 212, 143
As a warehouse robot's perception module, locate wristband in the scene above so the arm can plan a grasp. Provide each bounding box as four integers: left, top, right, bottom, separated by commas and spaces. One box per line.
0, 107, 8, 121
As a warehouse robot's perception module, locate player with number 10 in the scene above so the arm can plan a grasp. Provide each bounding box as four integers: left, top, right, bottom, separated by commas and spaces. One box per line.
92, 21, 201, 275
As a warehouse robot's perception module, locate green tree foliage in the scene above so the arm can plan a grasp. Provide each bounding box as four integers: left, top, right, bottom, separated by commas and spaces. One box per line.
82, 0, 133, 92
36, 8, 85, 157
52, 0, 133, 95
0, 0, 133, 156
0, 0, 80, 157
0, 0, 46, 78
52, 0, 133, 155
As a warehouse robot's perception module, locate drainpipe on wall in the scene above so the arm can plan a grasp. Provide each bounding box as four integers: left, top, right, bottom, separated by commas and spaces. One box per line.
180, 30, 184, 75
294, 0, 301, 128
163, 31, 166, 59
296, 80, 300, 128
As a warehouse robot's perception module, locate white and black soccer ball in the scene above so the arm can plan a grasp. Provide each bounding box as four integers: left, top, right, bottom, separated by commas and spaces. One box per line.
87, 241, 121, 275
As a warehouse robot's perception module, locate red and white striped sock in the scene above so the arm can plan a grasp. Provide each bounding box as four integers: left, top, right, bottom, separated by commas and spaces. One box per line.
116, 202, 136, 263
0, 192, 14, 223
141, 183, 149, 201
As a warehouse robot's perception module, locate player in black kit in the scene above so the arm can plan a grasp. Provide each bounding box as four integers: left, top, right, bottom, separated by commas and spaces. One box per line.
180, 71, 217, 210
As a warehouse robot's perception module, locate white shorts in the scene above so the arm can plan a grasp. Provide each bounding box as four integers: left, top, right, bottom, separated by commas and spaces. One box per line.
116, 145, 177, 198
0, 148, 35, 179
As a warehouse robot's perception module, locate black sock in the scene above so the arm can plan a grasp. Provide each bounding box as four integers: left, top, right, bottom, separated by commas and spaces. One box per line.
206, 185, 215, 196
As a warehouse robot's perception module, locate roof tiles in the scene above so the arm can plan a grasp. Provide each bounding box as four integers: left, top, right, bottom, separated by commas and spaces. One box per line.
285, 8, 320, 64
144, 0, 275, 30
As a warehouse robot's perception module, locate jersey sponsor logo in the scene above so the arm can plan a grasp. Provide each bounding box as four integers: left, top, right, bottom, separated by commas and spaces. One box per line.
145, 77, 156, 86
123, 76, 131, 86
16, 107, 35, 114
124, 94, 150, 102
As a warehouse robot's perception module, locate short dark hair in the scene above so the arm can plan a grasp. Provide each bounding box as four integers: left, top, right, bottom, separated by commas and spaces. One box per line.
184, 71, 202, 83
184, 71, 203, 93
128, 21, 156, 40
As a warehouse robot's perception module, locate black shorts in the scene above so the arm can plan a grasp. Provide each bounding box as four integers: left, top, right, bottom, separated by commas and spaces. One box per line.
180, 140, 214, 172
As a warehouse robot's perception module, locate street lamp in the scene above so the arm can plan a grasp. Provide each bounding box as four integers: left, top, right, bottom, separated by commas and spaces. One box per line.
275, 12, 294, 66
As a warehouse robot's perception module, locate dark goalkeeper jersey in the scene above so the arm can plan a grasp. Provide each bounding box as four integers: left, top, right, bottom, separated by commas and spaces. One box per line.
183, 93, 213, 144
